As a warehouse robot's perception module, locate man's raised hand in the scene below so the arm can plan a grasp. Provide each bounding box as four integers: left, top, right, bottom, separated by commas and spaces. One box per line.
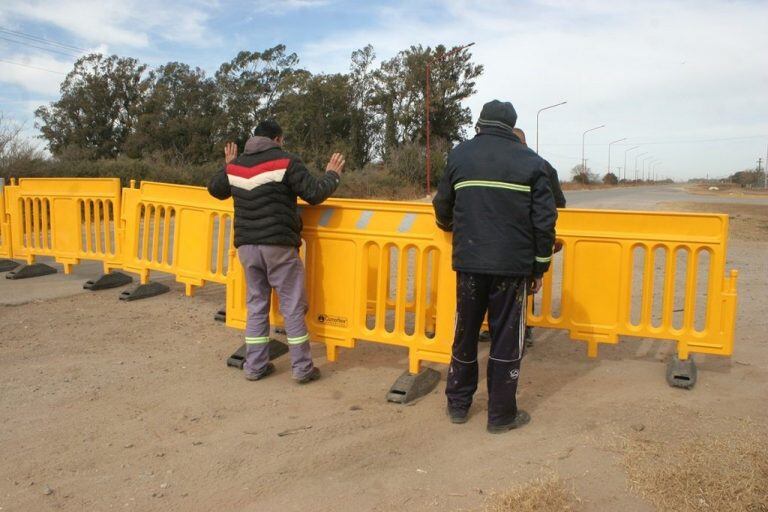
326, 153, 346, 174
224, 142, 238, 164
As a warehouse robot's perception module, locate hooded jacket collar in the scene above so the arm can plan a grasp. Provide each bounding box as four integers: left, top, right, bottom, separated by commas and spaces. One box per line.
243, 136, 280, 155
476, 126, 522, 143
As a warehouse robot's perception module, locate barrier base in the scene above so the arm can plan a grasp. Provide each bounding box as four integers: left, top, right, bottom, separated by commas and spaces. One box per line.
84, 272, 133, 291
387, 368, 441, 404
666, 355, 697, 389
0, 259, 20, 272
226, 341, 290, 369
119, 281, 170, 301
6, 263, 57, 280
214, 308, 226, 322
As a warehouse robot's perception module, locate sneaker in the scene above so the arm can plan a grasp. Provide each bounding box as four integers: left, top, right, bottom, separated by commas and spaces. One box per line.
295, 367, 321, 384
487, 410, 531, 434
244, 362, 275, 381
446, 407, 469, 424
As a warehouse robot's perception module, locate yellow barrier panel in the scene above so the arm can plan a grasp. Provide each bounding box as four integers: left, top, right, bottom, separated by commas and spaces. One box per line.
0, 179, 12, 260
119, 181, 234, 295
227, 203, 738, 371
529, 208, 738, 360
4, 178, 123, 273
226, 198, 454, 373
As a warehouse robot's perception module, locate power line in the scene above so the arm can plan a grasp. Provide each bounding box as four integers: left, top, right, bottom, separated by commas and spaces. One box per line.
0, 35, 81, 58
0, 58, 67, 75
0, 26, 88, 52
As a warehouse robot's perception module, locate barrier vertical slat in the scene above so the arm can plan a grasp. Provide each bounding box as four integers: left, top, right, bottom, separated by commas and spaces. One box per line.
661, 247, 677, 329
682, 248, 698, 333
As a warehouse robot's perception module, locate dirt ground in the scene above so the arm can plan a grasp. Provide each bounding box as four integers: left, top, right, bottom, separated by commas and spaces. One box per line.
1, 198, 767, 511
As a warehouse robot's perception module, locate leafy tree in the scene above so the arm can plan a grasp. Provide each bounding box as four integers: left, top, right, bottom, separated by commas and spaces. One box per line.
125, 62, 224, 165
275, 72, 354, 171
35, 54, 149, 159
571, 164, 598, 184
348, 45, 381, 168
215, 45, 300, 145
602, 172, 619, 185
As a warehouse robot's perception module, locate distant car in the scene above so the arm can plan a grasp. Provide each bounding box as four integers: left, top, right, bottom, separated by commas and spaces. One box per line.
708, 186, 719, 191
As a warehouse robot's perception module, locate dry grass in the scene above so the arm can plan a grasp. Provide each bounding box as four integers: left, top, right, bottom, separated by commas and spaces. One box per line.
482, 474, 580, 512
623, 427, 768, 512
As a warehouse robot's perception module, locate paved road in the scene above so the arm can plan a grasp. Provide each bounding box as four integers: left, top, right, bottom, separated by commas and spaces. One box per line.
1, 185, 765, 306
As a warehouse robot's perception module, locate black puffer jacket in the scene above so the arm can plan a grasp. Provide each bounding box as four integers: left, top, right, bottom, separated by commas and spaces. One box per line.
433, 128, 558, 277
207, 137, 339, 247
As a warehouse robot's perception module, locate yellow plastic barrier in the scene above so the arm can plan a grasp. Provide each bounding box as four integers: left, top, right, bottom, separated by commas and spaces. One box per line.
4, 178, 123, 273
0, 179, 12, 260
226, 198, 454, 373
227, 203, 738, 371
529, 208, 738, 360
119, 181, 234, 295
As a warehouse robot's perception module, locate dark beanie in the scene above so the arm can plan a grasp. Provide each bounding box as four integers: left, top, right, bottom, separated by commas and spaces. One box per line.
476, 100, 517, 133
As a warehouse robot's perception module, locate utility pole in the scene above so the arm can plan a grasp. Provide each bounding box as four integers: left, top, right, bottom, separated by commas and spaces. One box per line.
624, 146, 639, 182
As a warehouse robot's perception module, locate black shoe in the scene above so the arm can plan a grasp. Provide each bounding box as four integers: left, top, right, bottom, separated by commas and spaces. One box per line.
244, 362, 275, 381
296, 367, 321, 384
487, 410, 531, 434
524, 327, 534, 348
446, 407, 469, 424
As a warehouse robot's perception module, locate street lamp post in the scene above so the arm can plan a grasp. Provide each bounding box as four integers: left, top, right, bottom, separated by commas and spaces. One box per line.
607, 138, 627, 175
581, 124, 605, 175
641, 156, 654, 181
536, 101, 567, 154
425, 42, 475, 195
634, 151, 648, 181
623, 146, 640, 181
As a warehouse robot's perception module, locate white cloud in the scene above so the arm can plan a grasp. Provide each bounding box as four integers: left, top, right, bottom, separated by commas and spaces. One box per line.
0, 53, 69, 96
3, 0, 215, 48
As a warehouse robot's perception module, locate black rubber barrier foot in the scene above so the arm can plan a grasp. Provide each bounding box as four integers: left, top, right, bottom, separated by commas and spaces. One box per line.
214, 308, 226, 322
387, 367, 441, 404
0, 259, 20, 272
667, 355, 697, 389
119, 281, 170, 301
6, 263, 57, 280
84, 272, 133, 291
226, 340, 290, 369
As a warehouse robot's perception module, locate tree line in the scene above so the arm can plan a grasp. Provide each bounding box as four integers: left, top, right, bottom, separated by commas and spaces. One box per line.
33, 44, 482, 186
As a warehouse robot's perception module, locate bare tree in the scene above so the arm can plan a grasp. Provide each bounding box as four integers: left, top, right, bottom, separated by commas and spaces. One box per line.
0, 113, 41, 170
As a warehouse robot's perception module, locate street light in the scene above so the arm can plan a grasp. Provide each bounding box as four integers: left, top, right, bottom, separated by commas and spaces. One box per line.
623, 146, 640, 181
651, 161, 661, 182
641, 156, 654, 181
634, 151, 648, 181
536, 101, 567, 154
581, 124, 605, 174
607, 138, 627, 175
425, 41, 475, 195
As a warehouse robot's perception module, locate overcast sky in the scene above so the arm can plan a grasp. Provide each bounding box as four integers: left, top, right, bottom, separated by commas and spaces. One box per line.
1, 0, 766, 180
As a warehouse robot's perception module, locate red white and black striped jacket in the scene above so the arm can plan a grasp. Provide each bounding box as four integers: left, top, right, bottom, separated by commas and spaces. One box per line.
207, 137, 340, 248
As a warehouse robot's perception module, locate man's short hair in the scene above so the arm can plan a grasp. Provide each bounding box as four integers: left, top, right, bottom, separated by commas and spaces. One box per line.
253, 120, 283, 139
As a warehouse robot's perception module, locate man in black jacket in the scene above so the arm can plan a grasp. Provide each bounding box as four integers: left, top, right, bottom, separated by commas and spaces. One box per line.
433, 100, 557, 433
208, 120, 345, 383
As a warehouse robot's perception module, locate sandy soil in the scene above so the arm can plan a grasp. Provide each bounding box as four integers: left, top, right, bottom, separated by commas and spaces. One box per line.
1, 200, 766, 512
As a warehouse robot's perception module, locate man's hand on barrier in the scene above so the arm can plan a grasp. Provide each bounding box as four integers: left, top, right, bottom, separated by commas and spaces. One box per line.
529, 277, 543, 295
554, 240, 563, 253
326, 153, 346, 174
224, 142, 238, 164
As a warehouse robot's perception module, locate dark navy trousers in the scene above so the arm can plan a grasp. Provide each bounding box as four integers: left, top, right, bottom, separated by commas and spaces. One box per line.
445, 272, 528, 426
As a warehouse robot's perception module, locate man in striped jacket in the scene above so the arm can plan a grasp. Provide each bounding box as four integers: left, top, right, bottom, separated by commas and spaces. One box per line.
432, 100, 558, 433
208, 120, 345, 383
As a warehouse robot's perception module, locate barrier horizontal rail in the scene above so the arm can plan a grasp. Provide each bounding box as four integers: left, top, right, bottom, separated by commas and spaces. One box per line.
119, 181, 234, 295
4, 177, 123, 273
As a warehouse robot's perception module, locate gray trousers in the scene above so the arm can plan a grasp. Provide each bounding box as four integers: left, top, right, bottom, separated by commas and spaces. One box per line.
237, 244, 313, 379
